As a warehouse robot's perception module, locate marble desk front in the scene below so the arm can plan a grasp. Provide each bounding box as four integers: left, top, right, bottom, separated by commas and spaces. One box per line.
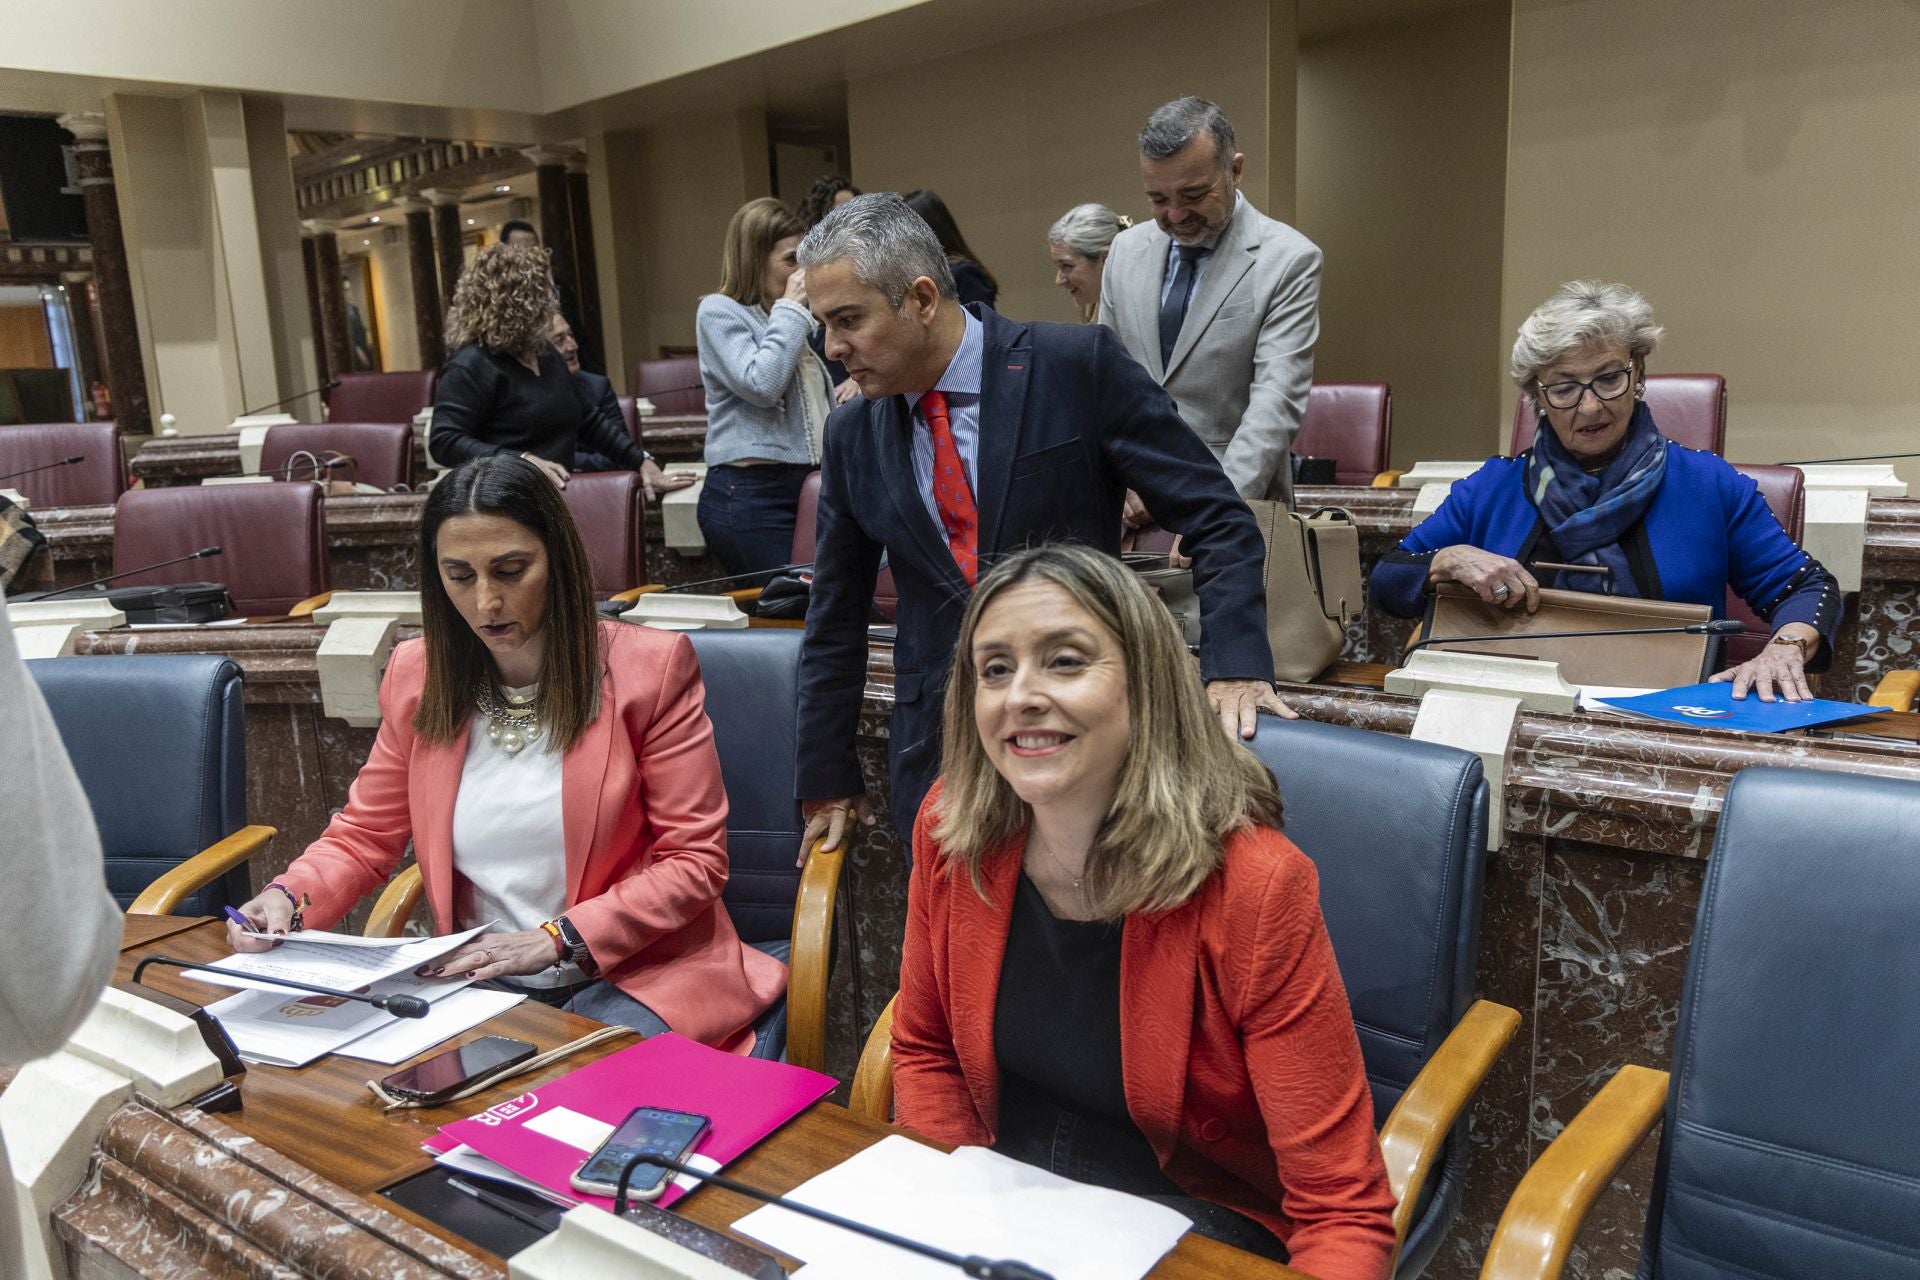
1296, 484, 1920, 703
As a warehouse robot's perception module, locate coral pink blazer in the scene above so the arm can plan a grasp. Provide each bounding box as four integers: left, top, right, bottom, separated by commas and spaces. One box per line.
278, 621, 785, 1051
893, 782, 1397, 1280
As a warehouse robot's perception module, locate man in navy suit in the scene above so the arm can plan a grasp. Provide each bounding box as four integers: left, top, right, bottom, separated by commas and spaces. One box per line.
794, 194, 1289, 856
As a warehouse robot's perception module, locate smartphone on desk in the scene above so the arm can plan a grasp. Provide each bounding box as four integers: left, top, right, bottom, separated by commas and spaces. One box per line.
571, 1105, 711, 1199
379, 1035, 536, 1104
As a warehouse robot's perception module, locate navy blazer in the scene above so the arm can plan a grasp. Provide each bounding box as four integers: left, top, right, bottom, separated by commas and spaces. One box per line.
796, 306, 1273, 838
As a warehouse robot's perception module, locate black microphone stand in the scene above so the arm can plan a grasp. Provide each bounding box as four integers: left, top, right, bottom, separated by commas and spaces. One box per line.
28, 545, 223, 602
1404, 619, 1743, 659
0, 454, 85, 485
1778, 450, 1920, 466
131, 955, 431, 1018
613, 1153, 1056, 1280
238, 378, 341, 419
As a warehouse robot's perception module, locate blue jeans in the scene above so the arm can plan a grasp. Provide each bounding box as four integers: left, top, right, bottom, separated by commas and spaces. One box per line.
696, 463, 812, 579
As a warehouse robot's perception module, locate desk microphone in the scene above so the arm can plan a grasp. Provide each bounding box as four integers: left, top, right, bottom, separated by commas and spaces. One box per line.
1404, 618, 1743, 658
239, 378, 340, 419
661, 562, 811, 593
0, 454, 85, 485
131, 954, 431, 1018
615, 1153, 1055, 1280
256, 455, 349, 479
26, 545, 223, 602
1778, 450, 1920, 466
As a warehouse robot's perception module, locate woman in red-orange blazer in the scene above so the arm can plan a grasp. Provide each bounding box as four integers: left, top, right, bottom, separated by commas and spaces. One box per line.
892, 545, 1396, 1280
229, 456, 783, 1052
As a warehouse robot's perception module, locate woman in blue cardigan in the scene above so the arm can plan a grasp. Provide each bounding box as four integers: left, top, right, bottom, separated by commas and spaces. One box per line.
1373, 282, 1841, 702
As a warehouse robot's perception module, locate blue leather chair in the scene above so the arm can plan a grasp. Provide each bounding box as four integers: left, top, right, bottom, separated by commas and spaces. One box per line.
365, 628, 843, 1070
1248, 718, 1514, 1278
1480, 766, 1920, 1280
850, 716, 1518, 1277
28, 653, 275, 916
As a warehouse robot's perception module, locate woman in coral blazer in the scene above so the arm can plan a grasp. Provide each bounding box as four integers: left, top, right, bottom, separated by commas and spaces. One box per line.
228, 455, 783, 1052
891, 545, 1396, 1280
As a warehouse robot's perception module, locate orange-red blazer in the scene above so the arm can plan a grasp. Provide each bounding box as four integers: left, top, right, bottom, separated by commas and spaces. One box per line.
278, 621, 785, 1051
893, 787, 1397, 1280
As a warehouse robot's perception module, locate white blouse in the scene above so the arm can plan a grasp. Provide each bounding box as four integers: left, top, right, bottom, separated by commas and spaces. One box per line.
449, 693, 578, 988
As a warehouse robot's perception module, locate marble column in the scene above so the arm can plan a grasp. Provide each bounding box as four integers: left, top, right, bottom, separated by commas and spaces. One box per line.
305, 221, 351, 381
423, 188, 465, 318
399, 200, 443, 369
299, 235, 330, 388
57, 113, 150, 436
523, 147, 577, 323
564, 154, 605, 373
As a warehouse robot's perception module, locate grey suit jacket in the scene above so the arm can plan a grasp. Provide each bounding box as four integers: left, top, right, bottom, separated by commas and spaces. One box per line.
1097, 198, 1322, 504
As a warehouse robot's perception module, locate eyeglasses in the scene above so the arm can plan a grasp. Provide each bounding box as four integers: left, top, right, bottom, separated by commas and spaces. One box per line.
1538, 367, 1634, 411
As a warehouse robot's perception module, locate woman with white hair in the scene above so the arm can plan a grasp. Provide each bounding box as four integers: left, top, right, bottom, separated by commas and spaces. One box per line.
1373, 281, 1842, 702
1047, 203, 1132, 321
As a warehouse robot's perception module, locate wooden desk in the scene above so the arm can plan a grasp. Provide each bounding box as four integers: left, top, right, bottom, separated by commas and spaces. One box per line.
111, 920, 1306, 1279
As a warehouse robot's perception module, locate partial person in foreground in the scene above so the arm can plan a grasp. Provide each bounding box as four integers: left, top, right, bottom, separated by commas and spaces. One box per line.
892, 545, 1396, 1280
1371, 281, 1841, 701
552, 313, 697, 503
791, 193, 1289, 857
1099, 97, 1322, 516
0, 593, 123, 1278
696, 197, 837, 578
226, 456, 785, 1052
430, 243, 654, 489
1047, 202, 1132, 322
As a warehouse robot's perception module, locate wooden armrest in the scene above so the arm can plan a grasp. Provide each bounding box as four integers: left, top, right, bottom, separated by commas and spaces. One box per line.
287, 591, 334, 618
1373, 469, 1407, 487
1869, 670, 1919, 713
849, 994, 898, 1125
365, 863, 425, 938
784, 838, 845, 1074
1480, 1065, 1670, 1280
725, 587, 764, 604
1380, 1000, 1523, 1263
610, 584, 667, 604
128, 825, 277, 916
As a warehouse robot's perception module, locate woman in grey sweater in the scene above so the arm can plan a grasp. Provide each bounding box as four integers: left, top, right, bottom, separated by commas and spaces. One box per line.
696, 197, 836, 577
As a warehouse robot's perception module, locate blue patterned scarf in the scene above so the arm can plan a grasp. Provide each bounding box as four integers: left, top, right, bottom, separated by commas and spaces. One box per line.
1524, 402, 1668, 597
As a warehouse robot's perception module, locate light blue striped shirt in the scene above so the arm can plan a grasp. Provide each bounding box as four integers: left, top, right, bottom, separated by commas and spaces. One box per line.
904, 310, 984, 531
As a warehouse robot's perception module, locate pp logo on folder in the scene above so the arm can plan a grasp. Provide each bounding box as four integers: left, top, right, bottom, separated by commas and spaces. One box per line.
1672, 705, 1732, 719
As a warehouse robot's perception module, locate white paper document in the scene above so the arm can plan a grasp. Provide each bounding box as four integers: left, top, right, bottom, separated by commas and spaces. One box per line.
206, 969, 478, 1068
333, 986, 525, 1065
185, 922, 492, 994
1577, 684, 1658, 713
734, 1135, 1191, 1280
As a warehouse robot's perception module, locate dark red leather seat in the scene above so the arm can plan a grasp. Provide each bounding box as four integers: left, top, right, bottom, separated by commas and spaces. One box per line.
616, 396, 642, 447
327, 371, 437, 425
562, 471, 647, 597
0, 421, 125, 507
793, 470, 896, 619
261, 422, 415, 491
1511, 373, 1727, 456
1295, 382, 1392, 485
113, 482, 329, 616
633, 357, 706, 416
1721, 463, 1808, 670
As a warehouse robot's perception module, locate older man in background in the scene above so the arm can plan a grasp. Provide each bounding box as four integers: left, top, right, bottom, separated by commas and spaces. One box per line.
1099, 96, 1323, 522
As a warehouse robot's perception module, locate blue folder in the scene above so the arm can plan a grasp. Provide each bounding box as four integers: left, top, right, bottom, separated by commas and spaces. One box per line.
1594, 681, 1889, 734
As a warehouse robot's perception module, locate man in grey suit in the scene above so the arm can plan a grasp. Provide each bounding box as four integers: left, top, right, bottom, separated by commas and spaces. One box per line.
1098, 96, 1322, 524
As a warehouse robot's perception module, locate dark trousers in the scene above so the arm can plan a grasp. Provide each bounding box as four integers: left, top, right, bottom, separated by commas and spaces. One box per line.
696, 462, 812, 579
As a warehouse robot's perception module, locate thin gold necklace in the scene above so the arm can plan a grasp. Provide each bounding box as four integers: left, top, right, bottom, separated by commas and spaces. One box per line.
1028, 827, 1087, 892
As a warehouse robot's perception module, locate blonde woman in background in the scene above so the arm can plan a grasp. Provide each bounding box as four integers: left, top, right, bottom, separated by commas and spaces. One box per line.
1048, 203, 1133, 322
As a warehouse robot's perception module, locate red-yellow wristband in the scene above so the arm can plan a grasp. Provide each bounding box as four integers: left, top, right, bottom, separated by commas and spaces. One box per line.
539, 920, 566, 959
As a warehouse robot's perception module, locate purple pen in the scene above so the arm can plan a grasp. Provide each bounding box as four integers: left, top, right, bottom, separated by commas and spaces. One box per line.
223, 906, 251, 928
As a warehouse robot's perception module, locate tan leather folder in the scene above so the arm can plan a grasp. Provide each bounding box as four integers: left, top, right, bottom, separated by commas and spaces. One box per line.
1417, 583, 1715, 687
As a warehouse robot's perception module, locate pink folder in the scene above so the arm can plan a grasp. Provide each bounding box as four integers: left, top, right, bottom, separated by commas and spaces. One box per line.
430, 1033, 836, 1211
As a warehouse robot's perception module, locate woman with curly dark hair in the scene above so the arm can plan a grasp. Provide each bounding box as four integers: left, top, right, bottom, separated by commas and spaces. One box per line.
800, 174, 860, 229
429, 242, 650, 488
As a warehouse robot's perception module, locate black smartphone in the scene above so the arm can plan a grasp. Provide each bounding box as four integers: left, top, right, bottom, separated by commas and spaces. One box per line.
379, 1035, 536, 1103
570, 1106, 711, 1200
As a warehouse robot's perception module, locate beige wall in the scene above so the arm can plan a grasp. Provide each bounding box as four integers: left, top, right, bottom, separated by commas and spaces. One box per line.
588, 108, 773, 387
1504, 0, 1920, 479
1297, 1, 1510, 467
848, 0, 1276, 327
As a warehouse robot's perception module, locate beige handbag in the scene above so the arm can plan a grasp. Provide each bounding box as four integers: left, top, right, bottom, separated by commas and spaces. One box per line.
1249, 501, 1364, 682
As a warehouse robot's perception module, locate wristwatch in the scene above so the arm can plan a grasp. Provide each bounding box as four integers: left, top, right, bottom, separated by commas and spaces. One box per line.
554, 914, 597, 976
1768, 632, 1815, 661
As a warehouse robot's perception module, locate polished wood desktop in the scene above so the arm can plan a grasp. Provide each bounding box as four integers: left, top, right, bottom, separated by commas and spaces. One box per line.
113, 918, 1308, 1279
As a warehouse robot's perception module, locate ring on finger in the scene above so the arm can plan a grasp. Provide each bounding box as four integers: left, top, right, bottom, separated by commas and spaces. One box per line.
1491, 584, 1512, 599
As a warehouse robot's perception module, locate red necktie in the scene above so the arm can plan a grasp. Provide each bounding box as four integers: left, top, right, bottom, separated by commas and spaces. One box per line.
920, 389, 978, 585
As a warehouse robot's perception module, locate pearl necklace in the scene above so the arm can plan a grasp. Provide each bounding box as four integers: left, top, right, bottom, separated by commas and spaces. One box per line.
474, 679, 542, 756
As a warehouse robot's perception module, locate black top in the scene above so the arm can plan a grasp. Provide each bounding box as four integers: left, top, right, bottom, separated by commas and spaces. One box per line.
429, 343, 644, 471
993, 873, 1176, 1195
950, 259, 997, 310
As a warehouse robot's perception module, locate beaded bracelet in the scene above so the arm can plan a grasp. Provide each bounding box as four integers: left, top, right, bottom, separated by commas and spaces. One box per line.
266, 882, 306, 931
